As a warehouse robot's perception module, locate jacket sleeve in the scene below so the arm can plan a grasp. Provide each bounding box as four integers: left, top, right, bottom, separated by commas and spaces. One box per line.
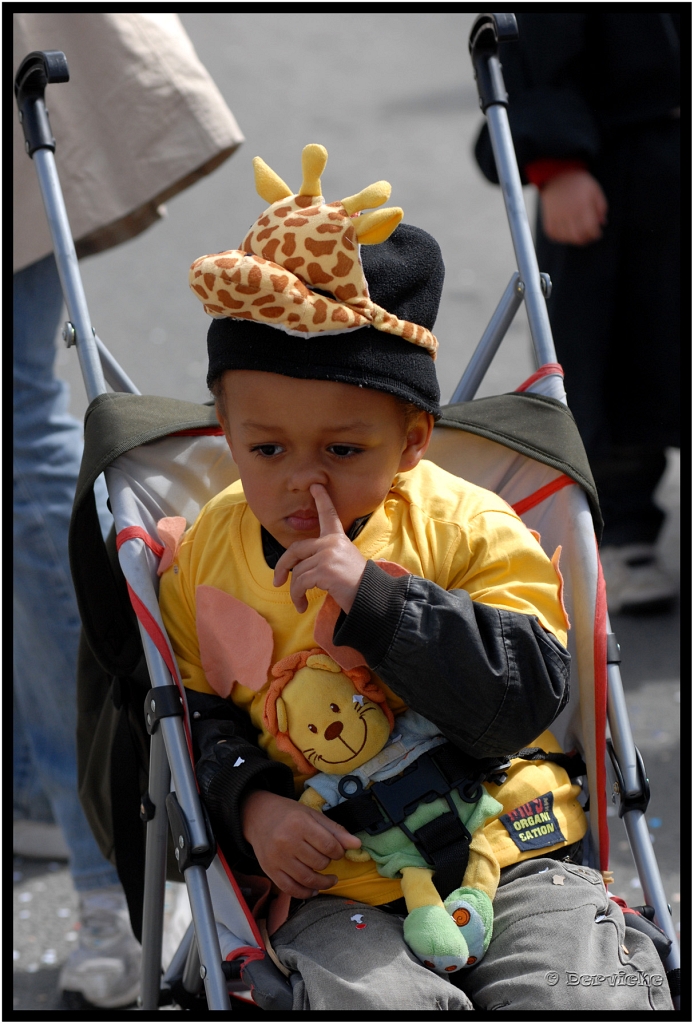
333, 561, 570, 760
186, 689, 296, 871
474, 13, 599, 184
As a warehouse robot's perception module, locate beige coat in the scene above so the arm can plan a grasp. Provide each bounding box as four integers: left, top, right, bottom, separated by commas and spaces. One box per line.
13, 13, 244, 272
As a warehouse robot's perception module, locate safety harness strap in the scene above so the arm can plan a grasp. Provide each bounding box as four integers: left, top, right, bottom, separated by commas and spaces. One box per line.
410, 811, 472, 898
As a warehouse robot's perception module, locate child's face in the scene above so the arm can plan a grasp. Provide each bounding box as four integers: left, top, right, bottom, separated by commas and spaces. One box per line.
216, 370, 433, 548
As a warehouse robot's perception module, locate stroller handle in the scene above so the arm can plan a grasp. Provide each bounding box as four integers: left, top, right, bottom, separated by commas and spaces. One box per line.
469, 14, 518, 113
15, 50, 69, 157
15, 50, 107, 402
467, 15, 559, 375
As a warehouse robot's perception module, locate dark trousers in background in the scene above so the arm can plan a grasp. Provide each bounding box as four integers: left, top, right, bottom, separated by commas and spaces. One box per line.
535, 119, 680, 547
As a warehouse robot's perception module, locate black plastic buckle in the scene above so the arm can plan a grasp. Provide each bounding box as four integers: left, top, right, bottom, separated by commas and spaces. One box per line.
607, 739, 651, 817
370, 751, 452, 827
606, 632, 622, 664
165, 792, 216, 874
144, 686, 184, 735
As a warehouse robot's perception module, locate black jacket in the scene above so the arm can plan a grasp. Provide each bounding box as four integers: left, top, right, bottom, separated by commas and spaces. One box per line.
190, 559, 570, 869
475, 12, 681, 184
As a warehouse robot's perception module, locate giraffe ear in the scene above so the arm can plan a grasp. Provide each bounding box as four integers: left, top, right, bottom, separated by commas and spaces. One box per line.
298, 143, 328, 196
353, 207, 403, 244
341, 181, 392, 215
253, 156, 293, 203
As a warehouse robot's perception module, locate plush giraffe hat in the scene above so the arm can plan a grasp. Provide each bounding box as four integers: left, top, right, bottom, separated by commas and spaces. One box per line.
192, 144, 444, 415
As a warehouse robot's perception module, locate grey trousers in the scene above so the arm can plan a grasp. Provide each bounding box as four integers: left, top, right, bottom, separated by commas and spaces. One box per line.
272, 858, 672, 1011
272, 896, 473, 1011
456, 857, 673, 1011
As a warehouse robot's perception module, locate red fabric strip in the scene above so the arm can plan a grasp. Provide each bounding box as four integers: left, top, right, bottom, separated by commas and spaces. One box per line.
593, 541, 610, 874
515, 362, 564, 393
525, 158, 588, 189
511, 474, 575, 516
116, 526, 164, 557
125, 581, 195, 764
216, 847, 265, 948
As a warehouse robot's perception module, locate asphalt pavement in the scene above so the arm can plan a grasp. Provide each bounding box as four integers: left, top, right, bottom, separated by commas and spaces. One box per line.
13, 12, 680, 1012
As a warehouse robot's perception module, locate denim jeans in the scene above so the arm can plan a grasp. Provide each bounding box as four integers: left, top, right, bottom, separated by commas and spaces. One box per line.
13, 253, 118, 892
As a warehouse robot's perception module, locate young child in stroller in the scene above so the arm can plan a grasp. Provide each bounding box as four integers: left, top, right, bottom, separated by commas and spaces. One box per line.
158, 145, 671, 1011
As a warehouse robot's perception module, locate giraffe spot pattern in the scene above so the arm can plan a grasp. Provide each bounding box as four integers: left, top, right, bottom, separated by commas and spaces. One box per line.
305, 238, 337, 257
261, 239, 281, 261
331, 252, 354, 277
189, 191, 438, 356
307, 263, 334, 285
312, 299, 327, 324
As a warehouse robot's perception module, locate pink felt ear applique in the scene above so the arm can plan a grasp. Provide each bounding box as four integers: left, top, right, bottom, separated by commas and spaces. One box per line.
156, 517, 188, 576
196, 586, 274, 697
313, 559, 411, 670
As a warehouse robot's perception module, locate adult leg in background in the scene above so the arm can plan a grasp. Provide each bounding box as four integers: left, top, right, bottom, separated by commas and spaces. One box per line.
13, 253, 140, 1008
456, 858, 672, 1010
536, 122, 679, 611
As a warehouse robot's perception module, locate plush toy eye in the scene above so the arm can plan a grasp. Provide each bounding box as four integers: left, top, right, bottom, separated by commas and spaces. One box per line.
308, 724, 317, 733
330, 704, 340, 713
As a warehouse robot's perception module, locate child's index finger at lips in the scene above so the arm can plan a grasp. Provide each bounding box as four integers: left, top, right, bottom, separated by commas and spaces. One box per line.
310, 483, 344, 537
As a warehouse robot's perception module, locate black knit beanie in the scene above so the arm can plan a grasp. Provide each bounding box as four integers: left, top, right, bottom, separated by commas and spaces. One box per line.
192, 144, 446, 415
206, 223, 443, 415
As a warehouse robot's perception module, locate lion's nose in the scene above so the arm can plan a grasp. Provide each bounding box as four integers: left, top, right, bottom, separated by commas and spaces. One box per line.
324, 721, 343, 741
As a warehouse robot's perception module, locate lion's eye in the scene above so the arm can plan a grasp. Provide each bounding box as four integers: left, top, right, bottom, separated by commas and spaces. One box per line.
308, 724, 317, 733
330, 704, 340, 713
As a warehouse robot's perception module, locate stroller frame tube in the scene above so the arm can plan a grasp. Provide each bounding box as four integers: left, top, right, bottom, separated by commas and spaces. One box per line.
470, 15, 679, 988
140, 726, 170, 1010
485, 102, 557, 369
32, 148, 106, 402
450, 272, 522, 403
137, 626, 231, 1010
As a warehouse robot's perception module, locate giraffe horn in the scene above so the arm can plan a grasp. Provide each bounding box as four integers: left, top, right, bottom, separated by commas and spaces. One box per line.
352, 207, 403, 245
253, 156, 293, 204
341, 181, 392, 215
298, 144, 328, 197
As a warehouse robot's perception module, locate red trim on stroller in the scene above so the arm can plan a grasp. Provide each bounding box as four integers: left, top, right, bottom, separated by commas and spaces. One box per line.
116, 525, 165, 557
511, 474, 575, 516
124, 579, 197, 766
515, 362, 564, 393
216, 846, 265, 948
593, 543, 610, 874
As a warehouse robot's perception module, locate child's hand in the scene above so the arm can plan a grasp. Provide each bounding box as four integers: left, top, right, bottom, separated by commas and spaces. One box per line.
273, 484, 367, 614
241, 790, 362, 898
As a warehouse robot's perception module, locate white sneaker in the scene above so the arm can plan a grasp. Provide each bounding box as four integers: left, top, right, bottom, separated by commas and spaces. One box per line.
600, 544, 677, 614
59, 885, 141, 1009
13, 820, 70, 861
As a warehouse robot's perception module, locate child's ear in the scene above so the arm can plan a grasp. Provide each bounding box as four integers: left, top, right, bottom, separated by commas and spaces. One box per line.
398, 412, 434, 473
215, 402, 235, 456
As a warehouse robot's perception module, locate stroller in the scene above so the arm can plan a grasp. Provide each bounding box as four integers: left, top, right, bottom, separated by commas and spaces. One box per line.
15, 14, 680, 1010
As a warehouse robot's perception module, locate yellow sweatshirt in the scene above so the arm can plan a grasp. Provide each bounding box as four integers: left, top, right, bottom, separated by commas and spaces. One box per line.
159, 460, 585, 903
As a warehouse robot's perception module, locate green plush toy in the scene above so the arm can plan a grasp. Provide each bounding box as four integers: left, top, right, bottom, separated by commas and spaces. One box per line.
263, 649, 502, 974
